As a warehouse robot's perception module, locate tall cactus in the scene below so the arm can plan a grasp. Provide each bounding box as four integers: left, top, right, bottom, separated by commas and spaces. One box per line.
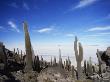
23, 21, 33, 72
74, 36, 83, 80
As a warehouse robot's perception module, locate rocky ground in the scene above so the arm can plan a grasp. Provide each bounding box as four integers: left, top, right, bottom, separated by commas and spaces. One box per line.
12, 71, 38, 82
37, 67, 75, 82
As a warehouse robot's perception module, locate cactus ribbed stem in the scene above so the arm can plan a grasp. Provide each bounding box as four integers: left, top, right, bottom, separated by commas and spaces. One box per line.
74, 36, 83, 80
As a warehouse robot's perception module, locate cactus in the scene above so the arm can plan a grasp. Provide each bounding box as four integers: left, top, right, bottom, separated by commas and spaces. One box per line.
17, 48, 19, 55
59, 48, 62, 68
92, 65, 95, 73
14, 48, 15, 53
86, 61, 90, 75
84, 60, 87, 74
40, 56, 43, 68
50, 56, 52, 66
89, 57, 93, 75
21, 50, 23, 59
63, 61, 65, 68
20, 50, 23, 64
96, 49, 102, 75
71, 65, 75, 79
74, 36, 83, 80
33, 56, 40, 72
68, 56, 71, 71
65, 59, 68, 70
53, 56, 56, 66
36, 55, 40, 72
23, 21, 33, 72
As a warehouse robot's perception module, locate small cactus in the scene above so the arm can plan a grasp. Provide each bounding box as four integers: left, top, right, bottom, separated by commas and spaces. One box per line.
71, 65, 75, 78
50, 56, 52, 66
53, 56, 56, 66
17, 48, 19, 55
14, 48, 15, 53
59, 48, 62, 68
40, 56, 44, 68
96, 49, 102, 75
84, 60, 87, 74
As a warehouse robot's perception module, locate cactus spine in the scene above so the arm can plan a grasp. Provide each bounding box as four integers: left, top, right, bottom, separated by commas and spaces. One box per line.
74, 36, 83, 80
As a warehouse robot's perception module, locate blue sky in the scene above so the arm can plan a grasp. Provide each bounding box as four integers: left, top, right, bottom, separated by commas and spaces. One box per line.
0, 0, 110, 65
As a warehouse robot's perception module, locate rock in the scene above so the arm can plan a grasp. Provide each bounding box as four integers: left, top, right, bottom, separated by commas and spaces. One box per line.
0, 75, 8, 82
13, 71, 38, 82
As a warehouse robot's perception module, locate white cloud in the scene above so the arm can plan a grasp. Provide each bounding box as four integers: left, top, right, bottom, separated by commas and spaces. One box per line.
37, 28, 53, 33
23, 2, 30, 10
8, 21, 20, 33
87, 26, 110, 31
98, 32, 110, 35
66, 33, 74, 37
75, 0, 97, 9
86, 44, 99, 46
33, 25, 55, 33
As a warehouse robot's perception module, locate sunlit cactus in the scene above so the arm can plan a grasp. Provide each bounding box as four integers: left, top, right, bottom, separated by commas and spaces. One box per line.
89, 57, 93, 75
23, 21, 33, 72
74, 36, 83, 80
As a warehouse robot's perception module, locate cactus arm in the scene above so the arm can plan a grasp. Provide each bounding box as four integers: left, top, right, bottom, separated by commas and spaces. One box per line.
78, 42, 83, 61
96, 49, 103, 64
74, 36, 78, 61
